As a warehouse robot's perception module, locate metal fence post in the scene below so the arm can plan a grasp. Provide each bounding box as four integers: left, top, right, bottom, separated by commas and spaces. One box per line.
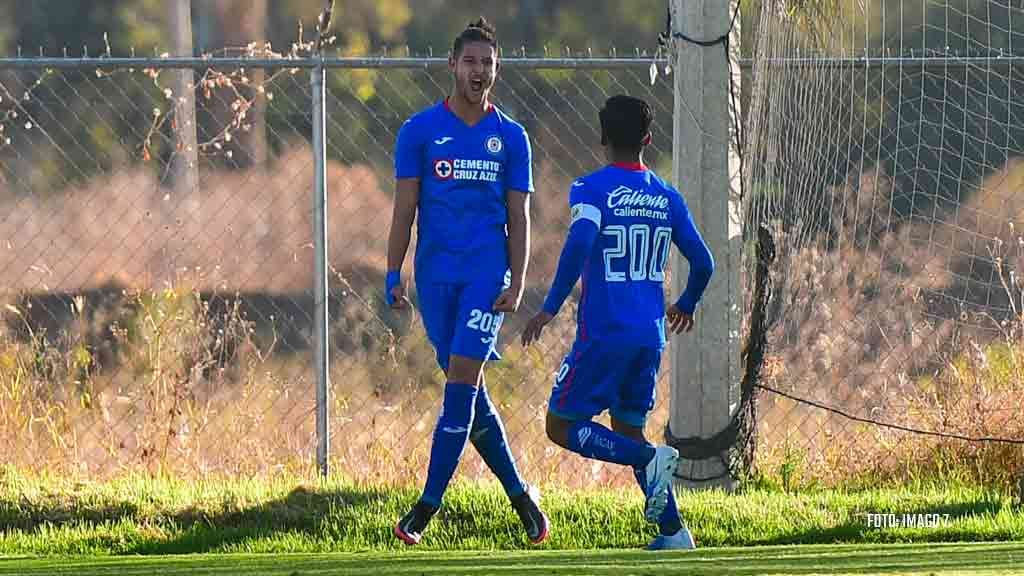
312, 55, 330, 478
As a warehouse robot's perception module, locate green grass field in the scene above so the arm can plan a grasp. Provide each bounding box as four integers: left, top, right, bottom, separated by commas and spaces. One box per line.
0, 470, 1022, 574
3, 543, 1024, 575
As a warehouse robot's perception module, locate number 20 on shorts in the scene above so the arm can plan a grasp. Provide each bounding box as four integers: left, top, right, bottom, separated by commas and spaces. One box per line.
467, 308, 501, 337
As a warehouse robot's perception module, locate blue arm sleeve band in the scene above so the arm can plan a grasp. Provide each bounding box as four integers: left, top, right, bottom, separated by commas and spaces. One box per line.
385, 270, 401, 306
542, 221, 599, 316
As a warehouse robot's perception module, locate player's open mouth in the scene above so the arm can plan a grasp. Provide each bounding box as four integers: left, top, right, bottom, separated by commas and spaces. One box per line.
470, 79, 483, 92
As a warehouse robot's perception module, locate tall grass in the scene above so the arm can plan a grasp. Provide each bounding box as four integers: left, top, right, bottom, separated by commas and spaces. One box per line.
0, 268, 660, 487
1, 153, 1023, 490
753, 166, 1024, 490
1, 270, 1023, 489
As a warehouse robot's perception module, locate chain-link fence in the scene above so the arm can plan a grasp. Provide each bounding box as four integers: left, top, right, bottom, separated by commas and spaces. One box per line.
0, 55, 675, 488
11, 19, 1021, 492
742, 0, 1024, 487
0, 58, 322, 478
324, 59, 676, 489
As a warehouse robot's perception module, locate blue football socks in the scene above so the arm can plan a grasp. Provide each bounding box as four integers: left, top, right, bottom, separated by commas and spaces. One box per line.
566, 420, 656, 468
469, 384, 528, 499
421, 382, 478, 507
633, 465, 684, 535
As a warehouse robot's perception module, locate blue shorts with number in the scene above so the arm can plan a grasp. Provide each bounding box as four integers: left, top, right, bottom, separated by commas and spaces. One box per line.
416, 273, 509, 373
547, 339, 663, 427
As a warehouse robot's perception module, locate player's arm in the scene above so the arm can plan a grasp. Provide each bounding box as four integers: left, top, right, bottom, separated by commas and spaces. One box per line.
667, 194, 714, 333
385, 178, 419, 308
521, 184, 600, 346
494, 189, 530, 313
494, 127, 535, 313
385, 119, 422, 309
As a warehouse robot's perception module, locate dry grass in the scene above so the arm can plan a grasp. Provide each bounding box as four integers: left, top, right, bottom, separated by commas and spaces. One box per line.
0, 277, 672, 489
0, 135, 659, 489
1, 149, 1023, 490
753, 162, 1024, 489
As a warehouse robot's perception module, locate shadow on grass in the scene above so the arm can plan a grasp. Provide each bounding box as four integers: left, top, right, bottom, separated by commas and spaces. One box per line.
150, 483, 405, 555
2, 482, 1019, 555
0, 483, 405, 555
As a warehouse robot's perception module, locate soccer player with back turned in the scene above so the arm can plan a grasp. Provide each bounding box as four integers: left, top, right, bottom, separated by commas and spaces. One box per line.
522, 95, 714, 550
385, 17, 549, 546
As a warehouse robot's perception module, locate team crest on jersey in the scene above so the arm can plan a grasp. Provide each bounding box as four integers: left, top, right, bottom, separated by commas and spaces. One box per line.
485, 135, 503, 155
434, 159, 453, 180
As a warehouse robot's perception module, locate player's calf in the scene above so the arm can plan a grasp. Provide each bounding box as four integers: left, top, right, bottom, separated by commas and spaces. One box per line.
470, 383, 529, 499
395, 379, 476, 545
399, 355, 483, 547
472, 381, 547, 543
546, 411, 655, 469
547, 411, 680, 524
419, 380, 478, 506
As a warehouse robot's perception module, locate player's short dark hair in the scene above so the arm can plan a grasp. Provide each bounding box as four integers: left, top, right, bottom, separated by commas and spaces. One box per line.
453, 17, 498, 57
600, 95, 653, 153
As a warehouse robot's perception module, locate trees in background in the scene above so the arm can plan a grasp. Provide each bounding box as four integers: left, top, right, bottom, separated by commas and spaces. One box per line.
1, 0, 1020, 212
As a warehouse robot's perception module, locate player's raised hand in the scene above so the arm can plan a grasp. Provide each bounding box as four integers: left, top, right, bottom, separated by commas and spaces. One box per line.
493, 284, 523, 313
666, 304, 694, 335
521, 311, 553, 346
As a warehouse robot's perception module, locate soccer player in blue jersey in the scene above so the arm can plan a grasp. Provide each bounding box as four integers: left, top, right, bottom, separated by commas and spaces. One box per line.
384, 17, 548, 546
522, 95, 714, 550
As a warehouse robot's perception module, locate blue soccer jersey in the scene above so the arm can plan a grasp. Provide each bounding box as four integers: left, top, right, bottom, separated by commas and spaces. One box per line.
394, 100, 533, 284
542, 163, 714, 349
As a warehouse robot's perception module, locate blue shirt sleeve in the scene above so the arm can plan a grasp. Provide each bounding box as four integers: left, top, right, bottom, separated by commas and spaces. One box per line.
504, 124, 534, 193
542, 180, 601, 315
394, 117, 422, 179
671, 192, 715, 315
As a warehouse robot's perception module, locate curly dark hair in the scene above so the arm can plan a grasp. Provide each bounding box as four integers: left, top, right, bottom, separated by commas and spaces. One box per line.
453, 17, 497, 57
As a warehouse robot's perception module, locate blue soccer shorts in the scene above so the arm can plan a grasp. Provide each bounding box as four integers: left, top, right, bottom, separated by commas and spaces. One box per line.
547, 339, 663, 428
415, 272, 510, 373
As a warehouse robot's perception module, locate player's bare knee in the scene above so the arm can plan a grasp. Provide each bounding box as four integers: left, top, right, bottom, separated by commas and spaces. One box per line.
545, 412, 571, 448
447, 354, 484, 386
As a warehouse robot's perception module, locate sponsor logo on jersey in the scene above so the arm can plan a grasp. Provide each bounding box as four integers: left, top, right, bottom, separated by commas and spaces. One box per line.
434, 159, 453, 179
435, 158, 501, 182
606, 185, 669, 220
434, 136, 454, 145
486, 135, 503, 155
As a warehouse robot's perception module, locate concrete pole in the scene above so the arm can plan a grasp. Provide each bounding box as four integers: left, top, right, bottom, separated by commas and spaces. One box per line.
669, 0, 742, 491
